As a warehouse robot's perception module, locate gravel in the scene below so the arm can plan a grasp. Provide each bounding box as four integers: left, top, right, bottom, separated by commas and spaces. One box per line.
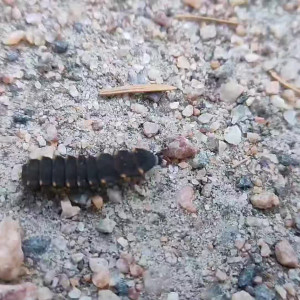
0, 0, 299, 299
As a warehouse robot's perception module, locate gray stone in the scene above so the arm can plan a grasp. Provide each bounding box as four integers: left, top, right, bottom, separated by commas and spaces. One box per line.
96, 218, 116, 234
254, 285, 276, 300
224, 125, 242, 145
231, 105, 251, 124
238, 265, 256, 288
220, 81, 244, 103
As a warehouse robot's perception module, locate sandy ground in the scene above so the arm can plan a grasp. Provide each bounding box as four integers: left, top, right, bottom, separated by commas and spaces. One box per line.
0, 0, 300, 299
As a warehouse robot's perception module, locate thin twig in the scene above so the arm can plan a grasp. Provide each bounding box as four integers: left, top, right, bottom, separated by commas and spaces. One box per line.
232, 158, 249, 168
268, 70, 300, 95
99, 84, 177, 96
175, 14, 239, 26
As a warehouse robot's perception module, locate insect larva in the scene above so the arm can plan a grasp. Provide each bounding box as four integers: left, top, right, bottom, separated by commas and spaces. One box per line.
21, 148, 160, 190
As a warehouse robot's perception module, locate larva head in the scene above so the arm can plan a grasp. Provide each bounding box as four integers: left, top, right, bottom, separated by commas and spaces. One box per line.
133, 148, 161, 172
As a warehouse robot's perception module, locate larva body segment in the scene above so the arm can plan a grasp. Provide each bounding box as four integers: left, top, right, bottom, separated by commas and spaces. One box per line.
22, 148, 159, 190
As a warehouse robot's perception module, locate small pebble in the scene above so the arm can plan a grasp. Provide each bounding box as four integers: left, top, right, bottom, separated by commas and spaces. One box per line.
281, 89, 296, 104
6, 51, 19, 62
236, 176, 253, 190
177, 56, 190, 69
275, 240, 299, 268
167, 292, 179, 300
89, 257, 108, 273
271, 96, 290, 109
97, 218, 116, 234
176, 186, 197, 213
232, 291, 254, 300
182, 105, 194, 117
91, 195, 103, 210
224, 125, 242, 145
69, 85, 79, 97
92, 269, 110, 288
200, 25, 217, 40
22, 236, 51, 258
220, 81, 244, 103
215, 269, 227, 282
275, 285, 287, 300
164, 136, 197, 159
131, 103, 148, 115
3, 30, 25, 45
198, 113, 213, 123
129, 264, 144, 277
283, 110, 296, 126
254, 285, 275, 300
238, 265, 256, 288
60, 199, 80, 218
53, 40, 68, 54
37, 287, 53, 300
143, 122, 159, 137
183, 0, 202, 9
68, 288, 81, 299
250, 191, 279, 209
98, 290, 120, 300
57, 144, 67, 155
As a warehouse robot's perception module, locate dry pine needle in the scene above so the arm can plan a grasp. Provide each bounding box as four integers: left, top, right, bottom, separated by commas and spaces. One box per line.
99, 84, 177, 96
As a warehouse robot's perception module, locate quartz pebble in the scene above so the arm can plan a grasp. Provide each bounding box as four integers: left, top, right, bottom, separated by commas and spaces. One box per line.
232, 291, 254, 300
283, 110, 296, 126
57, 144, 67, 155
198, 113, 213, 123
281, 89, 296, 104
89, 257, 108, 273
177, 56, 190, 69
37, 286, 53, 300
250, 191, 279, 209
68, 287, 81, 299
3, 30, 25, 45
131, 103, 148, 115
60, 199, 80, 218
258, 239, 271, 257
271, 96, 290, 109
69, 85, 79, 97
176, 186, 197, 213
200, 25, 217, 40
92, 269, 110, 288
215, 269, 227, 282
143, 122, 159, 137
0, 217, 24, 281
116, 258, 130, 274
45, 124, 58, 142
98, 290, 120, 300
167, 292, 179, 300
275, 285, 287, 300
220, 81, 244, 103
164, 137, 197, 159
182, 105, 194, 117
275, 240, 299, 268
224, 125, 242, 145
245, 53, 260, 63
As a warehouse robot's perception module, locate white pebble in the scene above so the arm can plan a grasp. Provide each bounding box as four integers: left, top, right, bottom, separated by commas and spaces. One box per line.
283, 110, 297, 126
200, 25, 217, 40
182, 105, 194, 117
57, 144, 67, 155
224, 125, 242, 145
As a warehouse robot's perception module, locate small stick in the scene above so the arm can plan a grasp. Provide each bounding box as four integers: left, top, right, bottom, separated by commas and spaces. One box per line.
268, 70, 300, 95
175, 14, 239, 26
232, 158, 249, 168
99, 84, 177, 96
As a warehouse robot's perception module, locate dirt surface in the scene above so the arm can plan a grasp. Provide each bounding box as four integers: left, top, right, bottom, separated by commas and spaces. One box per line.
0, 0, 300, 299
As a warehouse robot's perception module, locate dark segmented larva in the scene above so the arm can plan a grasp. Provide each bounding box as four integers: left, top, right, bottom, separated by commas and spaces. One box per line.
22, 148, 160, 190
